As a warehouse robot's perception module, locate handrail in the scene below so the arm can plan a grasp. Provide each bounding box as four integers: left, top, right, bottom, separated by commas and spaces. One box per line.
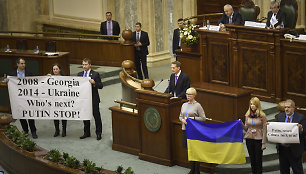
114, 100, 137, 107
184, 13, 223, 21
114, 100, 137, 113
122, 67, 142, 83
0, 31, 120, 39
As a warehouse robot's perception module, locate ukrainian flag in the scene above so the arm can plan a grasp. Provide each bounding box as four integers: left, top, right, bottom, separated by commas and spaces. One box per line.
186, 118, 246, 164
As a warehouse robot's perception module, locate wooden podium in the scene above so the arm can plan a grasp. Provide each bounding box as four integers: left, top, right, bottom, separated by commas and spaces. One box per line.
136, 89, 182, 166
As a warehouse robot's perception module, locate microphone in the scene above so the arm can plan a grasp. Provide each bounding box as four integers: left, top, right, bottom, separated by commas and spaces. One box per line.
153, 79, 164, 90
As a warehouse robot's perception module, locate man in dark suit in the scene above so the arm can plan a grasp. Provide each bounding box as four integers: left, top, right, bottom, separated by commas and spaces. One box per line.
266, 1, 286, 29
100, 12, 120, 40
132, 22, 150, 80
276, 99, 305, 174
172, 18, 184, 59
77, 58, 103, 140
165, 61, 190, 99
218, 4, 243, 30
10, 58, 38, 139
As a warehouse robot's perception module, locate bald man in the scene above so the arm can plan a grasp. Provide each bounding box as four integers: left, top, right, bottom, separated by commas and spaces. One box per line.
218, 4, 243, 30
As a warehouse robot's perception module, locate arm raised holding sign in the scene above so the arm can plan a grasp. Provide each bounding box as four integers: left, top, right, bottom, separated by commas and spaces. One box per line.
49, 63, 67, 137
77, 58, 103, 141
275, 99, 306, 173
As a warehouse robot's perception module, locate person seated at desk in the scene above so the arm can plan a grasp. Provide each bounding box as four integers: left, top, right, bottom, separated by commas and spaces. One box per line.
218, 4, 243, 31
165, 61, 190, 99
266, 0, 286, 29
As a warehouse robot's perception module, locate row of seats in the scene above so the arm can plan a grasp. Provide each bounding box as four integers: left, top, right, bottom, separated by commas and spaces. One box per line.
239, 0, 298, 28
15, 40, 57, 52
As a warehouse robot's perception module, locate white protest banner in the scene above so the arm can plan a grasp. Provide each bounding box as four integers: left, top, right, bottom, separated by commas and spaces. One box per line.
7, 76, 93, 120
267, 122, 300, 144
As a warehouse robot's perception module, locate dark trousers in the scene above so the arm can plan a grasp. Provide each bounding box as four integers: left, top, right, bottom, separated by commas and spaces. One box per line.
246, 139, 263, 174
182, 130, 187, 148
20, 119, 36, 133
54, 120, 67, 131
83, 102, 102, 135
135, 51, 149, 80
279, 146, 304, 174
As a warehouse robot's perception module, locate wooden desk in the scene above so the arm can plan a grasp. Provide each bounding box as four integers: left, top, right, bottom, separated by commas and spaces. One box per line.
192, 82, 252, 122
0, 49, 70, 76
0, 50, 70, 113
177, 25, 303, 104
0, 36, 134, 67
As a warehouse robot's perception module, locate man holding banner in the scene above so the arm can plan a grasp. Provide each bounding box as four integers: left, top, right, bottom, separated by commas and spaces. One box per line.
10, 58, 38, 139
77, 58, 103, 140
274, 99, 306, 174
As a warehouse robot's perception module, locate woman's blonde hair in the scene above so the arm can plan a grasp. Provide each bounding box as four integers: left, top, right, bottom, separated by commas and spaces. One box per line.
186, 87, 197, 96
245, 97, 264, 117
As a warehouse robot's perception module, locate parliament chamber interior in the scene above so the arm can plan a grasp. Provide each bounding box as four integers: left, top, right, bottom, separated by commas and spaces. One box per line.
0, 0, 306, 173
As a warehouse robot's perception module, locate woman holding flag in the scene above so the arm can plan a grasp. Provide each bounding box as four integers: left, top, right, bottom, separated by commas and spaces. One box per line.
179, 87, 206, 174
242, 97, 267, 174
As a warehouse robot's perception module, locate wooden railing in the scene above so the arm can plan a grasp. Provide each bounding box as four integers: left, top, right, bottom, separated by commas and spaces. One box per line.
0, 31, 120, 39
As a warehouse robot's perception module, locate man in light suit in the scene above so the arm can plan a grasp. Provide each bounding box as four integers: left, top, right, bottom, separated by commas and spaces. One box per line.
77, 58, 103, 140
218, 4, 243, 30
100, 12, 120, 40
165, 61, 190, 99
172, 18, 184, 59
266, 1, 286, 29
276, 99, 306, 174
132, 22, 150, 80
10, 58, 38, 139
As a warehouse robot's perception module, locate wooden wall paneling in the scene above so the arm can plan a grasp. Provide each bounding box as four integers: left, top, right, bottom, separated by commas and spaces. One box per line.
192, 82, 252, 122
207, 38, 230, 85
176, 51, 202, 83
281, 39, 306, 107
109, 106, 140, 155
136, 90, 174, 166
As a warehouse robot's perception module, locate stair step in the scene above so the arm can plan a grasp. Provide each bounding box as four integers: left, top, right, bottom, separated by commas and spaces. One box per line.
262, 101, 279, 115
102, 76, 121, 86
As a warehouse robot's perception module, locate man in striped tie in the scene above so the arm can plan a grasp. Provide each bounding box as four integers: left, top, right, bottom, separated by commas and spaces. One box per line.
164, 61, 190, 99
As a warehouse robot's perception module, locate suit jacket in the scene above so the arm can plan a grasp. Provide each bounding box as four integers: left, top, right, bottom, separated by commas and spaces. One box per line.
266, 10, 286, 28
165, 71, 190, 99
100, 20, 121, 40
77, 70, 103, 104
276, 111, 306, 158
132, 30, 150, 55
218, 10, 243, 25
10, 69, 32, 77
172, 28, 181, 54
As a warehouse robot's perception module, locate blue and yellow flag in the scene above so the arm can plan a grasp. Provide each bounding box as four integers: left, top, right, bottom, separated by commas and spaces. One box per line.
186, 118, 246, 164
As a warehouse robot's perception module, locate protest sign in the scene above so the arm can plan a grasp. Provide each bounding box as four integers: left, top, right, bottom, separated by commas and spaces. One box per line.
7, 76, 93, 120
267, 122, 300, 144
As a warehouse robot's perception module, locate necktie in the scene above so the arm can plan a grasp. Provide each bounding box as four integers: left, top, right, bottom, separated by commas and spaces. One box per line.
136, 32, 140, 42
107, 21, 112, 35
175, 75, 178, 85
84, 71, 87, 77
229, 17, 232, 24
287, 116, 290, 123
136, 32, 140, 51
